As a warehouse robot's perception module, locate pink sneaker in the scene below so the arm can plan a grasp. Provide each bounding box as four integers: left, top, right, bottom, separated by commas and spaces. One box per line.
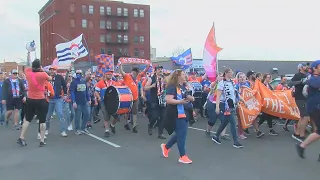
239, 134, 247, 140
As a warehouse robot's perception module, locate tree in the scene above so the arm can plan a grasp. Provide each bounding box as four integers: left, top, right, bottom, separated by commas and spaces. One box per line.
172, 46, 185, 57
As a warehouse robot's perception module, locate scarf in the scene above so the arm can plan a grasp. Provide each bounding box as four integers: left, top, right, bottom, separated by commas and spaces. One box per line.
10, 79, 20, 98
157, 76, 164, 96
176, 87, 186, 118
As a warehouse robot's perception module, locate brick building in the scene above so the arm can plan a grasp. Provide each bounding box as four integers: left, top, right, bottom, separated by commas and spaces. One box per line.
39, 0, 150, 66
0, 61, 25, 74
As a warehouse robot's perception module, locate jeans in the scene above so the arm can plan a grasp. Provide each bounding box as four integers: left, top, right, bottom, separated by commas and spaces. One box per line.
206, 101, 224, 126
0, 104, 6, 123
46, 98, 67, 132
88, 105, 96, 123
215, 109, 240, 144
65, 102, 75, 126
165, 118, 188, 157
74, 103, 89, 131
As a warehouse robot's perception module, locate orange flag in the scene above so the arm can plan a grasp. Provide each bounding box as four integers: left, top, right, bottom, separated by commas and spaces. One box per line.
255, 80, 300, 120
238, 85, 262, 129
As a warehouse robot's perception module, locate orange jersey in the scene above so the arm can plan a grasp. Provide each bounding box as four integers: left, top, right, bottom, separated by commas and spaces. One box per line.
122, 73, 144, 101
188, 76, 203, 83
45, 81, 54, 102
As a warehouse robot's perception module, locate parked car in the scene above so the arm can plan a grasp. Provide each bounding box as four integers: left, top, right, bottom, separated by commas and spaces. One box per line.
270, 76, 293, 89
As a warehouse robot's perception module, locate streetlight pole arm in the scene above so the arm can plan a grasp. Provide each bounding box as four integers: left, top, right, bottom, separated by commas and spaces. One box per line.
51, 33, 69, 42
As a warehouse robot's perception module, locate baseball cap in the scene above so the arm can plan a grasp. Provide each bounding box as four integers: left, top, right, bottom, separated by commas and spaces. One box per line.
297, 62, 310, 70
12, 69, 18, 74
154, 65, 163, 70
311, 60, 320, 69
49, 66, 58, 70
246, 70, 255, 77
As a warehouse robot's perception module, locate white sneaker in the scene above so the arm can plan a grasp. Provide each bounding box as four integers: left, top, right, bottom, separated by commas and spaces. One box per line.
61, 131, 68, 137
67, 124, 73, 131
45, 130, 49, 135
37, 133, 47, 140
75, 130, 82, 135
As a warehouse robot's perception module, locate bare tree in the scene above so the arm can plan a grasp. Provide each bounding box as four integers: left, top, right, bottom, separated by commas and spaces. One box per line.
172, 46, 185, 57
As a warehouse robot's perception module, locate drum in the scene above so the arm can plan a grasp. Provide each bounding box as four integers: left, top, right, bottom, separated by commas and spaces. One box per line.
189, 82, 203, 99
104, 86, 133, 115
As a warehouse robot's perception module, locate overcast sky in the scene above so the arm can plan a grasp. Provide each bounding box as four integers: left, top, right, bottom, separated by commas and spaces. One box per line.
0, 0, 319, 62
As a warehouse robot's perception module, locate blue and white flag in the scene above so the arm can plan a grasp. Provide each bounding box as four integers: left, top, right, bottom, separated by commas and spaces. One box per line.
170, 48, 193, 69
55, 34, 88, 66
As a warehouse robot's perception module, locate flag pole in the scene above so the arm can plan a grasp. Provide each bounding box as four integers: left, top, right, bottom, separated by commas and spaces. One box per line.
213, 22, 219, 75
82, 34, 92, 67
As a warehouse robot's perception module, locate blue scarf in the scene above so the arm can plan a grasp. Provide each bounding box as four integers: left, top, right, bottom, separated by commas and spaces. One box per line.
10, 79, 20, 98
176, 87, 186, 118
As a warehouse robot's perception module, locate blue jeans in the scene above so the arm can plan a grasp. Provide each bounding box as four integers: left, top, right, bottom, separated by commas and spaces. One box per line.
65, 102, 75, 126
0, 104, 6, 123
206, 101, 224, 125
215, 109, 239, 144
165, 118, 188, 157
74, 103, 89, 131
46, 98, 67, 132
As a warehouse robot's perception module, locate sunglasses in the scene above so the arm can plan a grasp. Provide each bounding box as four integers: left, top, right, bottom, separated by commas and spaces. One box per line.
13, 73, 18, 75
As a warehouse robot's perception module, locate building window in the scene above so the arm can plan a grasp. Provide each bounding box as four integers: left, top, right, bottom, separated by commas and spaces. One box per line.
100, 20, 105, 29
100, 6, 105, 15
70, 19, 75, 27
106, 6, 111, 15
139, 9, 144, 17
106, 21, 111, 29
140, 49, 145, 57
106, 34, 112, 42
134, 9, 138, 17
134, 36, 139, 44
140, 36, 144, 43
117, 35, 122, 43
134, 23, 138, 31
82, 19, 87, 28
123, 8, 128, 16
117, 8, 122, 16
101, 48, 105, 54
123, 48, 128, 56
82, 5, 87, 14
118, 48, 122, 56
117, 22, 122, 30
89, 5, 94, 14
100, 35, 105, 43
107, 48, 113, 55
124, 35, 128, 43
70, 4, 75, 13
123, 22, 128, 30
89, 20, 94, 29
134, 48, 139, 57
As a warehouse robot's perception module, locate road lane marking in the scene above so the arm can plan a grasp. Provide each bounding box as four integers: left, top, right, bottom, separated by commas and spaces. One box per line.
188, 127, 230, 136
86, 133, 121, 148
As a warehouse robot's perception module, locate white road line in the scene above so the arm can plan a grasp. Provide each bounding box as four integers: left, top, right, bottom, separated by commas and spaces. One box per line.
86, 133, 121, 148
188, 127, 230, 136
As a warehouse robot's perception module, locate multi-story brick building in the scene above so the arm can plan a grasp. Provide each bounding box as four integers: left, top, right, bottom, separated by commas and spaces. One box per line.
39, 0, 150, 66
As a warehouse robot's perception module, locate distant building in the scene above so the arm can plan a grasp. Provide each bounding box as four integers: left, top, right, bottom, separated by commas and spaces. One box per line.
150, 46, 156, 61
154, 58, 311, 75
0, 61, 25, 74
39, 0, 151, 66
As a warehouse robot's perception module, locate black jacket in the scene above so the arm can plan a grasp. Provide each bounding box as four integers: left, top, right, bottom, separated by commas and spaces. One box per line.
2, 78, 26, 100
52, 74, 67, 98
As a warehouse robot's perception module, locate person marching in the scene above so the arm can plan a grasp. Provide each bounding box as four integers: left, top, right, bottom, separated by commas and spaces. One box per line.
161, 69, 194, 164
144, 65, 166, 139
70, 70, 91, 135
119, 64, 150, 133
95, 69, 120, 137
17, 59, 52, 147
2, 69, 27, 130
211, 68, 244, 148
296, 60, 320, 160
0, 71, 6, 125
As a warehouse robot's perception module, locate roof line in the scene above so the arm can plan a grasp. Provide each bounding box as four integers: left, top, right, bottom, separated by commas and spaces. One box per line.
38, 0, 54, 15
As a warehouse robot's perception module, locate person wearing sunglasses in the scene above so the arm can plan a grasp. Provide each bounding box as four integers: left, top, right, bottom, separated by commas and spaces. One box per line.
2, 69, 27, 130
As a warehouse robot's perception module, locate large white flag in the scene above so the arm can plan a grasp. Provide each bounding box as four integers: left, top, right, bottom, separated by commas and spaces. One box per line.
55, 34, 88, 66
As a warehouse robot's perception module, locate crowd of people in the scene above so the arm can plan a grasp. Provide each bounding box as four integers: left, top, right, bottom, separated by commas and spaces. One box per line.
0, 59, 319, 164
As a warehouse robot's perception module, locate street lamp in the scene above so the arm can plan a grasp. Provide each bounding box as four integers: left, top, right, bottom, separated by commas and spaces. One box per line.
51, 32, 69, 42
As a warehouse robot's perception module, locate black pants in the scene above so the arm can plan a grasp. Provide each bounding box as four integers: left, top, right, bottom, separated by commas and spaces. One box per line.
21, 102, 27, 122
26, 98, 48, 124
148, 103, 165, 135
258, 113, 274, 128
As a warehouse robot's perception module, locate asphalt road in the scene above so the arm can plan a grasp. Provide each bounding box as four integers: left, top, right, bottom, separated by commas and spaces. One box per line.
0, 115, 319, 180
